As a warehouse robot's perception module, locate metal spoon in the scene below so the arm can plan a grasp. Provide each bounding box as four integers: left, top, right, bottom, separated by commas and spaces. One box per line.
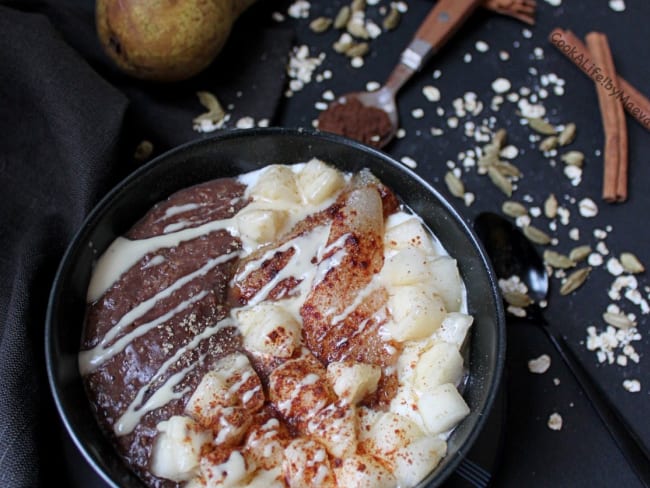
474, 212, 650, 487
317, 0, 483, 148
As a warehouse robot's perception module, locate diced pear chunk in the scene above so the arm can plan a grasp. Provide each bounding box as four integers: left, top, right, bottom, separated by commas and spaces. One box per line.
150, 415, 212, 482
326, 361, 381, 404
306, 401, 357, 458
391, 436, 447, 487
359, 412, 424, 458
268, 353, 334, 424
237, 303, 301, 358
418, 383, 470, 435
244, 418, 290, 470
429, 256, 463, 312
334, 455, 397, 488
386, 285, 447, 342
297, 158, 346, 204
244, 467, 285, 488
437, 312, 473, 348
384, 216, 438, 256
413, 342, 464, 394
199, 450, 252, 488
185, 353, 263, 424
283, 438, 337, 488
249, 165, 301, 203
238, 208, 288, 244
381, 247, 432, 286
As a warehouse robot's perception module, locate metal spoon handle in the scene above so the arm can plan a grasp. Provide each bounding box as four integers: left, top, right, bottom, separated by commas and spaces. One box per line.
385, 0, 483, 93
543, 326, 650, 486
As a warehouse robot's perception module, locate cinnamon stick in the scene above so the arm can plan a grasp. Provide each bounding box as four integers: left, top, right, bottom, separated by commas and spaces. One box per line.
585, 32, 625, 202
549, 28, 650, 133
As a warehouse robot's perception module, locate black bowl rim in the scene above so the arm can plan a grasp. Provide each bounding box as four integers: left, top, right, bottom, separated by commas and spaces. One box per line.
45, 127, 506, 488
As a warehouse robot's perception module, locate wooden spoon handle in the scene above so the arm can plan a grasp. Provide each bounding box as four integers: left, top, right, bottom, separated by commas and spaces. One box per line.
414, 0, 483, 58
386, 0, 482, 93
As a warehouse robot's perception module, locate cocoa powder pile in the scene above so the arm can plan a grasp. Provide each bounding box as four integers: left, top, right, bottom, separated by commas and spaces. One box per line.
317, 97, 392, 147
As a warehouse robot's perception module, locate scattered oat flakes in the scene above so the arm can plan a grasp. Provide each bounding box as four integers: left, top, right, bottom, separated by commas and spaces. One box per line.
350, 56, 364, 68
475, 40, 489, 52
491, 77, 511, 94
285, 45, 325, 96
236, 116, 255, 129
607, 258, 624, 276
400, 156, 417, 169
422, 85, 441, 102
588, 253, 604, 267
609, 0, 626, 12
578, 198, 598, 218
366, 81, 380, 92
411, 108, 424, 119
528, 354, 551, 374
623, 379, 640, 392
547, 413, 563, 431
288, 0, 310, 19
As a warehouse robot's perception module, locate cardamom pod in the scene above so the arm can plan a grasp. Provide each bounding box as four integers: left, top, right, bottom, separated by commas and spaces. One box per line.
539, 135, 558, 152
197, 91, 224, 114
503, 290, 533, 308
333, 39, 353, 53
383, 6, 401, 30
558, 122, 576, 146
134, 140, 153, 162
569, 245, 592, 263
620, 252, 645, 274
502, 201, 528, 218
559, 267, 591, 295
345, 42, 369, 58
544, 193, 558, 219
492, 128, 507, 149
603, 311, 636, 330
560, 150, 585, 167
478, 145, 499, 168
493, 161, 522, 178
543, 250, 575, 269
487, 165, 513, 196
309, 17, 333, 33
444, 171, 465, 198
527, 117, 557, 135
523, 225, 552, 245
347, 19, 369, 39
351, 0, 366, 12
334, 5, 351, 29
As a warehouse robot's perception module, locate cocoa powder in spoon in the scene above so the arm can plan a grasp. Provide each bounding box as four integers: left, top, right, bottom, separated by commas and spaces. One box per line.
317, 97, 392, 147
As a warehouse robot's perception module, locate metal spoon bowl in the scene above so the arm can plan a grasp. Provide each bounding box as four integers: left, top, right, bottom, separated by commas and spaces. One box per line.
474, 212, 650, 486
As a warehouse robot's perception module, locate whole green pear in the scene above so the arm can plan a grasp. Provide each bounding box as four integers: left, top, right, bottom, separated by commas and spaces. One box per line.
97, 0, 255, 82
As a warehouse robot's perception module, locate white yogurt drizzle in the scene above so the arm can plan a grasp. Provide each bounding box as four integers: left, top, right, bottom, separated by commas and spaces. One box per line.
79, 290, 209, 376
162, 202, 201, 219
87, 217, 240, 302
114, 317, 234, 435
80, 251, 239, 375
115, 354, 204, 436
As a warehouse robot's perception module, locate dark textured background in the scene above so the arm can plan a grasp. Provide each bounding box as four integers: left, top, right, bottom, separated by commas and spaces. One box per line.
1, 0, 648, 487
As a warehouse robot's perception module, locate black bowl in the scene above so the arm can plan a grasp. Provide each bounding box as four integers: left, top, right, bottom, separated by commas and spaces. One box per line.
46, 128, 505, 488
